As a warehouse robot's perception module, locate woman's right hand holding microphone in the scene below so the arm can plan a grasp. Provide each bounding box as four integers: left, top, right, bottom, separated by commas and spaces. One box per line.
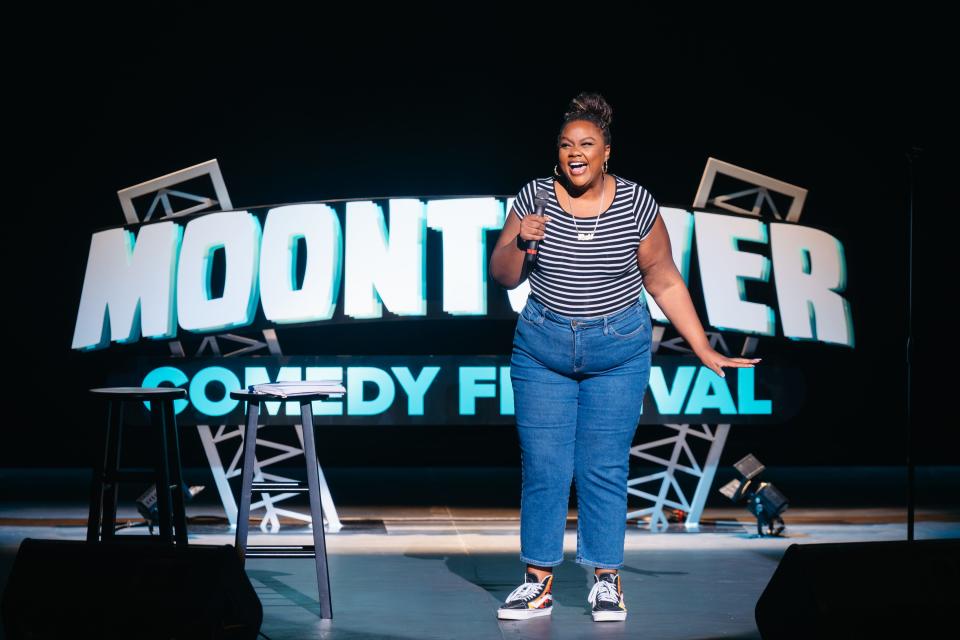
518, 213, 551, 247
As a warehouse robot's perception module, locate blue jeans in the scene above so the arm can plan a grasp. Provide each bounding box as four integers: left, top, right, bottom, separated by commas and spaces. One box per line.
510, 294, 652, 569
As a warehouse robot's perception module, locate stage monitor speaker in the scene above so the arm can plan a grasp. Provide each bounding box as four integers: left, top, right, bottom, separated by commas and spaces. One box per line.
755, 538, 960, 639
2, 538, 262, 640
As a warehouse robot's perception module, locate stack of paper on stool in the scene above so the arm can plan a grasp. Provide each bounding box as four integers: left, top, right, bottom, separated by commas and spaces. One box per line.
247, 380, 346, 398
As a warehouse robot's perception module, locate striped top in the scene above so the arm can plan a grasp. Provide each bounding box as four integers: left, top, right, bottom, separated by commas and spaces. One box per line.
511, 175, 660, 316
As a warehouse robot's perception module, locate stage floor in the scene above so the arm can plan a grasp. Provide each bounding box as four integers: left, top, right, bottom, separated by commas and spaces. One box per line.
1, 467, 958, 639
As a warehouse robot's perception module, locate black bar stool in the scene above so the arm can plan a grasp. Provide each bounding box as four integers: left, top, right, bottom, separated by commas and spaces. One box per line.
87, 387, 189, 545
230, 390, 333, 619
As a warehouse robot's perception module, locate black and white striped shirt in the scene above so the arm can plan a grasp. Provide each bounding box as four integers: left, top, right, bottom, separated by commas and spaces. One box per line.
511, 175, 660, 316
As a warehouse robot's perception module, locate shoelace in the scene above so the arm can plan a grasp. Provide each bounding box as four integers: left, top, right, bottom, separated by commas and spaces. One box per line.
588, 578, 620, 605
506, 581, 544, 602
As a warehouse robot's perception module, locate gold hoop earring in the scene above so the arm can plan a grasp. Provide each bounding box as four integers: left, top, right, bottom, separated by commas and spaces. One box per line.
603, 160, 609, 174
554, 164, 561, 178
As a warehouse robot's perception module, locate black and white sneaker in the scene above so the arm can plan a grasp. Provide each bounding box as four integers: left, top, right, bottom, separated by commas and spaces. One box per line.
497, 572, 554, 620
587, 572, 627, 621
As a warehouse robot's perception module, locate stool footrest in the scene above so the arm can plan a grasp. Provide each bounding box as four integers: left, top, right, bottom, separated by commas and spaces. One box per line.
251, 482, 309, 493
244, 545, 317, 557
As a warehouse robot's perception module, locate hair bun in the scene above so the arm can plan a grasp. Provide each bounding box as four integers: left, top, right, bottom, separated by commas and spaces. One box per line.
565, 92, 613, 129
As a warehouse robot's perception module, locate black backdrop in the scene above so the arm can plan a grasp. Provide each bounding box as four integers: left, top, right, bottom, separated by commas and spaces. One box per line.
6, 8, 953, 471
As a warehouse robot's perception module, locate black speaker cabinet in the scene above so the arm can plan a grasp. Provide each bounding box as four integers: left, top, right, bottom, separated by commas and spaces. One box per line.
755, 538, 960, 639
2, 538, 262, 639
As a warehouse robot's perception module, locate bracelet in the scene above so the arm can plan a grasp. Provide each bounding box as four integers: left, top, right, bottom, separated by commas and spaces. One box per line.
516, 233, 527, 251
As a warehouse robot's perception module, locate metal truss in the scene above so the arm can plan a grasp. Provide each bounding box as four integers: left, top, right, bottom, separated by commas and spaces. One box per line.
180, 330, 342, 533
116, 162, 342, 533
116, 159, 233, 224
627, 422, 730, 530
627, 158, 806, 531
693, 157, 808, 223
196, 416, 343, 533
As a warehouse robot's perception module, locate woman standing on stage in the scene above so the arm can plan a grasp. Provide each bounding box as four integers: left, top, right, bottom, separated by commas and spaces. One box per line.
489, 92, 760, 622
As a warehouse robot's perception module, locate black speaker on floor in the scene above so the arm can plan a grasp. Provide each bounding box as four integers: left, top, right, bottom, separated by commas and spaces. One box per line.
2, 538, 262, 640
755, 538, 960, 639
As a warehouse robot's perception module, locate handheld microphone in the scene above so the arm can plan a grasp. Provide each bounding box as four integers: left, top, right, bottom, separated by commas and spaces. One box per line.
524, 189, 551, 267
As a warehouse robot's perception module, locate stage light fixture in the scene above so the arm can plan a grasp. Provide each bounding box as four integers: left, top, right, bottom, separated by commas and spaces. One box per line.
133, 484, 205, 534
718, 454, 788, 536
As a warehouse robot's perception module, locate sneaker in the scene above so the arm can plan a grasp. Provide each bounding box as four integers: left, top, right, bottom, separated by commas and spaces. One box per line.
497, 572, 554, 620
587, 572, 626, 621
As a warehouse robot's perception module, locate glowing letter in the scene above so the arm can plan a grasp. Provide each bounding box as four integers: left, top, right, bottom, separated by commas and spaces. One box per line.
177, 211, 261, 333
141, 366, 189, 413
647, 366, 697, 415
72, 222, 182, 350
391, 366, 440, 416
459, 366, 497, 415
737, 368, 772, 414
684, 367, 737, 415
770, 223, 853, 347
427, 198, 503, 315
347, 367, 395, 415
344, 199, 426, 318
694, 212, 774, 336
189, 366, 242, 417
646, 207, 695, 322
260, 204, 342, 324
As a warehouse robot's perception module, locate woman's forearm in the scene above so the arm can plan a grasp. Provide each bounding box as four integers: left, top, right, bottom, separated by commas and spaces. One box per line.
489, 237, 527, 289
647, 271, 711, 355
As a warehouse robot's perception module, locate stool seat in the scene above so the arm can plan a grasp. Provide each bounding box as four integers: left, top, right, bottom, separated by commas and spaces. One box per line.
230, 390, 332, 402
90, 387, 187, 400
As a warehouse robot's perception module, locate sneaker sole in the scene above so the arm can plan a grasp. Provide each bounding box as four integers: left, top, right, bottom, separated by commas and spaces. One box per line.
498, 607, 553, 620
592, 610, 627, 622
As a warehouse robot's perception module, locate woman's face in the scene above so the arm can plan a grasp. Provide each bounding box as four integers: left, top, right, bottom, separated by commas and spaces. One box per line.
557, 120, 610, 190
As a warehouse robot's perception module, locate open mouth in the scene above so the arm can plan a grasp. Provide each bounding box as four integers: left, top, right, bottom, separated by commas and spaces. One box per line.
569, 162, 588, 176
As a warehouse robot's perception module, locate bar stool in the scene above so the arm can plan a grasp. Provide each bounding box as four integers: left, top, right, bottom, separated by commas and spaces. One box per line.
230, 390, 333, 619
87, 387, 189, 545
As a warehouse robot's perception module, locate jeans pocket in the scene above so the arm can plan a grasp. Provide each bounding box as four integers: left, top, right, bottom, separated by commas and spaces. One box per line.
519, 301, 545, 325
607, 306, 645, 339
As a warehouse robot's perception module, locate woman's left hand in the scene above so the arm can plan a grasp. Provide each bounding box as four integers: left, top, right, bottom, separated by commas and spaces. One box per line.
695, 346, 761, 379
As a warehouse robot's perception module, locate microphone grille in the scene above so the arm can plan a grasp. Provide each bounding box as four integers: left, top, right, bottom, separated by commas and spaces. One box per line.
534, 188, 550, 205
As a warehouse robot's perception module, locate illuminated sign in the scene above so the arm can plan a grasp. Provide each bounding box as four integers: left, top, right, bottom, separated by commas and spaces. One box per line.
73, 197, 854, 351
106, 356, 802, 425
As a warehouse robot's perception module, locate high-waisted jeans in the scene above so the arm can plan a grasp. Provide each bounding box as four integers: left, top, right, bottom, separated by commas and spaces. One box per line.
510, 294, 652, 569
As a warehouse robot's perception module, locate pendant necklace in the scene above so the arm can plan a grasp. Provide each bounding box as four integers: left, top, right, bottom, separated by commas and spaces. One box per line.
567, 173, 604, 241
